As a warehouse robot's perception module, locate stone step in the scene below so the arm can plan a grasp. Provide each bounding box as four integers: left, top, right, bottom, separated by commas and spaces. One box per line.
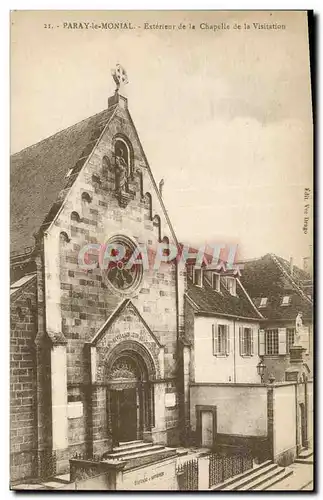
119, 440, 143, 447
223, 463, 279, 491
211, 460, 272, 491
104, 445, 177, 471
52, 473, 71, 484
295, 458, 314, 465
104, 444, 166, 460
12, 483, 46, 490
253, 468, 294, 491
298, 448, 313, 459
113, 441, 152, 453
175, 448, 189, 457
42, 480, 68, 490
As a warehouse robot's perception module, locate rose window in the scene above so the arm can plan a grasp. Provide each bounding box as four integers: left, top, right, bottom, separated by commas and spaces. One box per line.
104, 236, 142, 292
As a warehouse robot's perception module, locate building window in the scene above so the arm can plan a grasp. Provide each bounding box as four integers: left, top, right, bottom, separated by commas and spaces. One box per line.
259, 297, 268, 308
286, 328, 295, 352
103, 235, 143, 293
226, 277, 236, 297
281, 295, 291, 306
265, 329, 279, 355
212, 273, 220, 292
212, 324, 230, 356
193, 268, 202, 287
239, 327, 254, 356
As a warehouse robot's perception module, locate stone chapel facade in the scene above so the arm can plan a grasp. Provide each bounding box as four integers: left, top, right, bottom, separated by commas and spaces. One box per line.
10, 86, 185, 481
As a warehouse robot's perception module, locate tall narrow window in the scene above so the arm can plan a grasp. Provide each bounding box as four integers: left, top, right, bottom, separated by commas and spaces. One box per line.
193, 268, 202, 287
286, 328, 295, 352
239, 327, 254, 356
152, 215, 161, 242
265, 329, 279, 355
223, 276, 236, 296
212, 273, 220, 292
212, 324, 230, 356
227, 277, 236, 296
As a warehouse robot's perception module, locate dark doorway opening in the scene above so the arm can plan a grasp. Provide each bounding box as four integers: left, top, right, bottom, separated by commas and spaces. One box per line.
107, 350, 154, 446
111, 388, 138, 443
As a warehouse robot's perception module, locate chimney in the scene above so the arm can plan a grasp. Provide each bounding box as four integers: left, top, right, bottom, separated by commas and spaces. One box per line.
289, 256, 294, 277
159, 179, 164, 198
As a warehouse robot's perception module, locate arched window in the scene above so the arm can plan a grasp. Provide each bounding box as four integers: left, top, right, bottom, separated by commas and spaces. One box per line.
136, 169, 144, 199
59, 231, 71, 284
60, 231, 70, 244
71, 211, 81, 223
81, 192, 92, 204
162, 236, 170, 258
152, 215, 161, 242
81, 192, 92, 218
144, 192, 152, 220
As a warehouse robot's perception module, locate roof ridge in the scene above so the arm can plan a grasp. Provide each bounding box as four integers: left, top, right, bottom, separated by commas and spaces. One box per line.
10, 273, 37, 302
269, 253, 312, 305
236, 277, 264, 320
88, 298, 163, 348
125, 109, 179, 248
11, 107, 112, 157
43, 106, 118, 235
187, 272, 261, 320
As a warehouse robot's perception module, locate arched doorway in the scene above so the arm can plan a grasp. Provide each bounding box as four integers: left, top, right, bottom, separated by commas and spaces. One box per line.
106, 347, 155, 445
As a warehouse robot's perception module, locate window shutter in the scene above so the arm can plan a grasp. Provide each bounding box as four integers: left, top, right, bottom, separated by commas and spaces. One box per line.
239, 326, 243, 356
250, 329, 254, 355
226, 325, 230, 355
278, 328, 287, 355
212, 323, 218, 355
259, 329, 265, 356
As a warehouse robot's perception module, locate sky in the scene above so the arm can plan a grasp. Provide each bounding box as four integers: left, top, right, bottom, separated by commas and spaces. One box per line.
10, 10, 313, 266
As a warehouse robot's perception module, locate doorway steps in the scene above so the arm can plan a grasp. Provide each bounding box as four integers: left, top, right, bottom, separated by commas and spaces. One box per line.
295, 448, 314, 465
102, 440, 178, 470
211, 460, 293, 491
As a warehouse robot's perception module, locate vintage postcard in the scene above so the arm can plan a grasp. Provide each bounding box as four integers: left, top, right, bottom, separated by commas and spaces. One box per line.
10, 10, 313, 491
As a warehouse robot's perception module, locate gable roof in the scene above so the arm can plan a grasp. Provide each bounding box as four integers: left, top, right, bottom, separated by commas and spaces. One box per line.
10, 106, 116, 256
11, 92, 181, 262
10, 273, 36, 300
186, 274, 262, 321
241, 253, 313, 322
88, 299, 163, 347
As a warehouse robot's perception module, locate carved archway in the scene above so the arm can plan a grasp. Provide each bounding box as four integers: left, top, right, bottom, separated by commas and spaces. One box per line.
103, 340, 157, 382
104, 341, 156, 444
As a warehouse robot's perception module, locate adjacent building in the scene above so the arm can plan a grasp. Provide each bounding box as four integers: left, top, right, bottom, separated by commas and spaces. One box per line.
241, 253, 313, 383
180, 255, 313, 465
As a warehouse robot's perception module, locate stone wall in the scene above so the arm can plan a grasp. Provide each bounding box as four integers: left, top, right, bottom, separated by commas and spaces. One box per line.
41, 97, 180, 463
10, 278, 38, 482
271, 383, 297, 465
190, 383, 268, 449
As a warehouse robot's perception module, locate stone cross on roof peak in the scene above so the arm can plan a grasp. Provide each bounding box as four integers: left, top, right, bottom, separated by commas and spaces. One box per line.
111, 63, 129, 92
